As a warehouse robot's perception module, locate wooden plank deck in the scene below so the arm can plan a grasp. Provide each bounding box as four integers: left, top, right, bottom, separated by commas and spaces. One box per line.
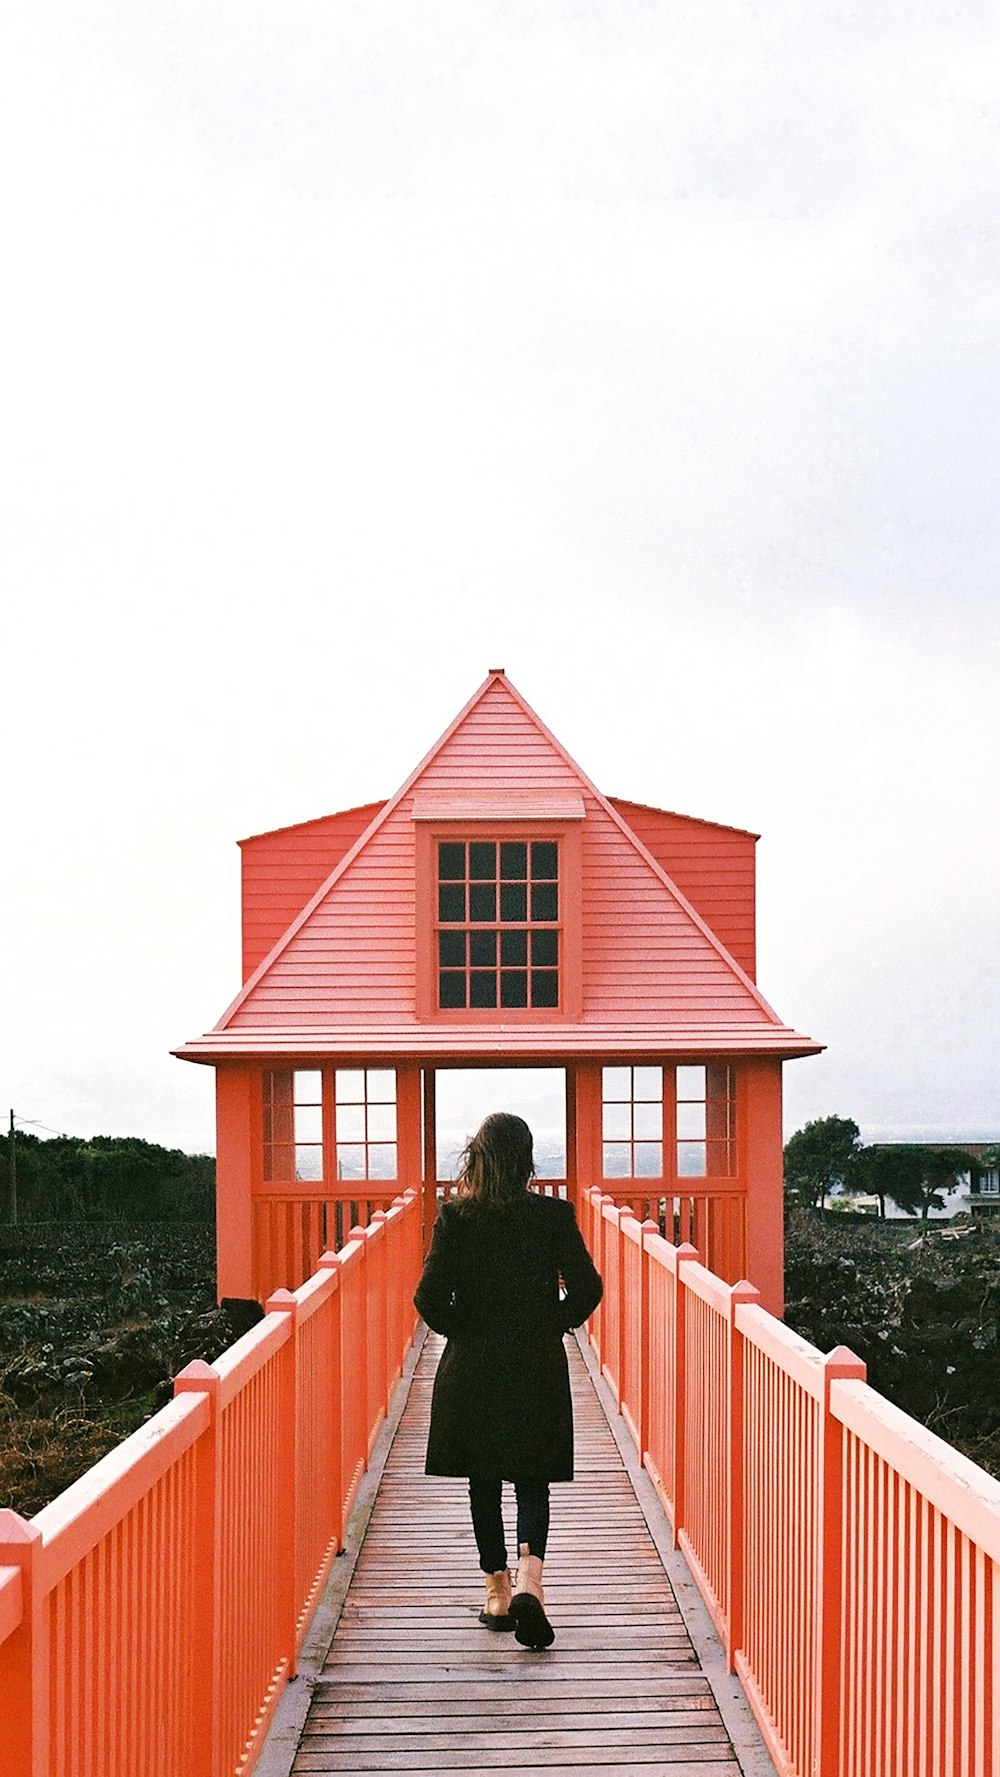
291, 1334, 748, 1776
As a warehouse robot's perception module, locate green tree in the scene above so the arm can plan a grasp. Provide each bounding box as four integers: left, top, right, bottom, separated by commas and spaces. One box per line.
857, 1144, 977, 1220
0, 1129, 213, 1222
783, 1116, 863, 1212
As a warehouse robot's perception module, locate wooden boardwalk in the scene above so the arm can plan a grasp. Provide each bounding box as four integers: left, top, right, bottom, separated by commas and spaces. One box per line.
290, 1334, 749, 1776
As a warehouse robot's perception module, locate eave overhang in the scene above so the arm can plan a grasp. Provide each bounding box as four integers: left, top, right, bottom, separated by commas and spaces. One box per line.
174, 1024, 824, 1065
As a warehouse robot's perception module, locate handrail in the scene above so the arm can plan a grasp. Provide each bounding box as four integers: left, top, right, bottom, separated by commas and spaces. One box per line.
0, 1187, 423, 1777
580, 1184, 1000, 1777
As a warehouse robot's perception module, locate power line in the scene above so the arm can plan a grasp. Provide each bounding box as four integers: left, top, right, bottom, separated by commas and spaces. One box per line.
11, 1115, 73, 1139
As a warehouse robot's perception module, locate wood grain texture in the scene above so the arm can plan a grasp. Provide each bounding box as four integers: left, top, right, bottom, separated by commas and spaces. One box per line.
291, 1334, 741, 1774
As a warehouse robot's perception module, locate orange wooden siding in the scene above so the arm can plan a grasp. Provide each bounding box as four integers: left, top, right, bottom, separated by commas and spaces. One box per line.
240, 802, 386, 981
194, 673, 813, 1058
609, 799, 757, 982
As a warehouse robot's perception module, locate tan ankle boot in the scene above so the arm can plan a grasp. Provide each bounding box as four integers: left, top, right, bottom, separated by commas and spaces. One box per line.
509, 1542, 554, 1648
479, 1567, 514, 1630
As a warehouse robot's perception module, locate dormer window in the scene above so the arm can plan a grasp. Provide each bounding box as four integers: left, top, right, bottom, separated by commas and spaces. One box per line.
437, 840, 560, 1008
412, 795, 584, 1020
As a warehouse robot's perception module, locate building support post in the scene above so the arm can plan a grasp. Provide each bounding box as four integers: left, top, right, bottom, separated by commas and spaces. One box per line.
420, 1068, 437, 1252
215, 1064, 257, 1303
741, 1060, 784, 1318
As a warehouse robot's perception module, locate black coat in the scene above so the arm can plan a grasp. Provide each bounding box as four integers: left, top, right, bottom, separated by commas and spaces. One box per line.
413, 1192, 604, 1481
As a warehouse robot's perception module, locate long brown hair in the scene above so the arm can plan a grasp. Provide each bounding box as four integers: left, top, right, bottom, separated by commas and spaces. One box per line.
455, 1112, 535, 1211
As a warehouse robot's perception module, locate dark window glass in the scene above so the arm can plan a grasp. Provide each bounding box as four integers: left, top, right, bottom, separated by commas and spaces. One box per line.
500, 882, 527, 922
470, 971, 498, 1008
436, 836, 561, 1014
439, 931, 466, 967
500, 842, 527, 880
469, 842, 496, 880
470, 929, 497, 967
469, 883, 496, 922
439, 884, 466, 922
501, 928, 528, 966
531, 929, 558, 966
531, 841, 558, 880
439, 843, 465, 880
439, 972, 466, 1007
531, 970, 559, 1007
500, 970, 528, 1007
531, 882, 558, 922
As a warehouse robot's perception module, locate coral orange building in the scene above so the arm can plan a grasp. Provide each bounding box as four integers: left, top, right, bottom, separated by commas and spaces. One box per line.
175, 670, 821, 1314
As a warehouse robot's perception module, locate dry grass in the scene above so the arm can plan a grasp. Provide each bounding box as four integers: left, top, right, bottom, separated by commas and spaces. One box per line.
0, 1362, 160, 1518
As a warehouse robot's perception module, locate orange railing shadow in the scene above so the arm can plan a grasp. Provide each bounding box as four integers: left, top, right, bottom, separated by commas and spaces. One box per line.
0, 1190, 422, 1777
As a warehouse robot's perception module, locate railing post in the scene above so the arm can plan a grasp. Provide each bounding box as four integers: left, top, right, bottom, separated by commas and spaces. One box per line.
388, 1199, 405, 1385
725, 1279, 760, 1672
587, 1191, 601, 1352
318, 1251, 345, 1550
638, 1219, 658, 1463
401, 1190, 419, 1342
368, 1211, 390, 1419
672, 1242, 699, 1547
0, 1513, 47, 1777
174, 1360, 222, 1777
816, 1343, 867, 1777
615, 1211, 631, 1415
596, 1192, 617, 1362
348, 1225, 370, 1457
264, 1288, 301, 1677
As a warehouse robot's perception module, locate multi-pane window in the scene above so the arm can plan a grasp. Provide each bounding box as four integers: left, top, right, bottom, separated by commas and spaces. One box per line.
676, 1064, 735, 1178
334, 1069, 397, 1181
262, 1068, 399, 1184
602, 1066, 663, 1179
437, 840, 559, 1010
264, 1069, 323, 1182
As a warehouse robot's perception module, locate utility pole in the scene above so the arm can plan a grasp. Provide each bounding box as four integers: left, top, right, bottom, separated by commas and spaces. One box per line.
8, 1109, 17, 1227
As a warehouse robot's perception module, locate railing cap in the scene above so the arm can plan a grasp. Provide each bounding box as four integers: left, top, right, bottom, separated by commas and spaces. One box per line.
823, 1342, 867, 1380
0, 1509, 41, 1548
174, 1358, 218, 1393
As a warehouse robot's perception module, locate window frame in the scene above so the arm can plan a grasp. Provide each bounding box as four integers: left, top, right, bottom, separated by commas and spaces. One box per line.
598, 1062, 741, 1187
258, 1064, 401, 1189
415, 819, 582, 1021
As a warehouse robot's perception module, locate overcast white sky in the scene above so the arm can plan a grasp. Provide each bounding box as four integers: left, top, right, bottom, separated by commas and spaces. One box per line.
1, 3, 998, 1158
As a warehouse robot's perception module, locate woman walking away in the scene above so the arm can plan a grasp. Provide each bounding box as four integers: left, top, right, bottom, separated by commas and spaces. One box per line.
414, 1112, 603, 1650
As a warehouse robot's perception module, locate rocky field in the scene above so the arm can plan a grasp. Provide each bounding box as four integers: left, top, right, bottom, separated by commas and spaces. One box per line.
0, 1222, 244, 1516
784, 1208, 1000, 1479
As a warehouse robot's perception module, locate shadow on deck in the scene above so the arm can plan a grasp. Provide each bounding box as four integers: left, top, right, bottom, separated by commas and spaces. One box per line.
260, 1334, 779, 1777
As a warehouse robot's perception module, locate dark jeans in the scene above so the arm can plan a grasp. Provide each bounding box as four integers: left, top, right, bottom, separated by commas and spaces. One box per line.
468, 1475, 550, 1572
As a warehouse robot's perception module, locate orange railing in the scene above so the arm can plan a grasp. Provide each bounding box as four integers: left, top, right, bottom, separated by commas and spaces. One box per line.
0, 1190, 422, 1777
579, 1186, 1000, 1777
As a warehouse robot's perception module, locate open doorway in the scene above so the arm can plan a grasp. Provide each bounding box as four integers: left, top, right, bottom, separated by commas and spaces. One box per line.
434, 1068, 568, 1184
